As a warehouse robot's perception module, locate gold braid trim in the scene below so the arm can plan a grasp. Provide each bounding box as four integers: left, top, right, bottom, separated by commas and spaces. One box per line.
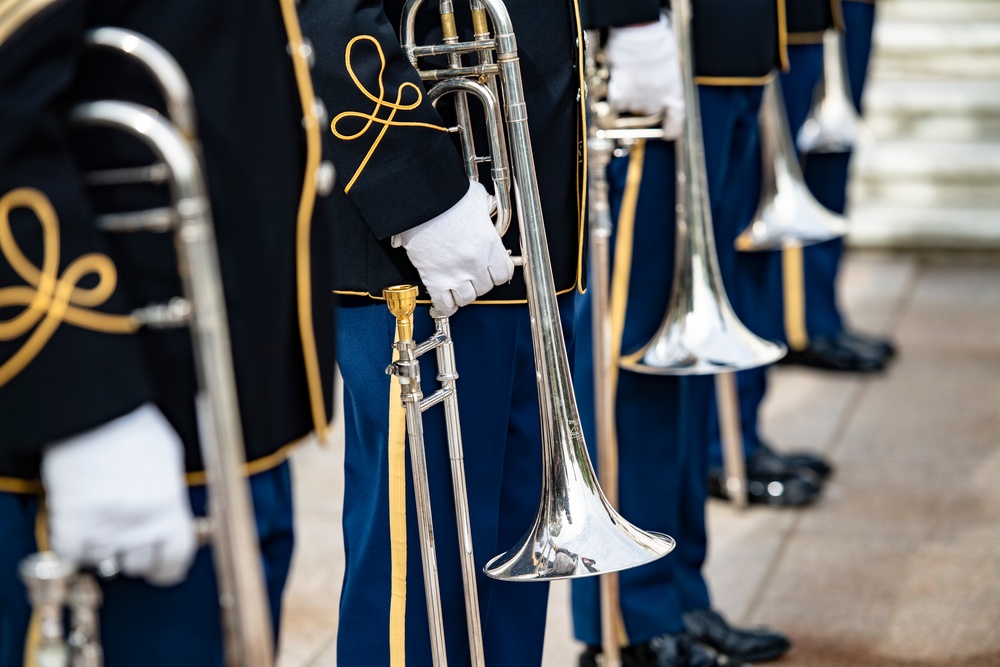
277, 0, 330, 442
0, 0, 62, 48
0, 188, 138, 388
331, 35, 448, 194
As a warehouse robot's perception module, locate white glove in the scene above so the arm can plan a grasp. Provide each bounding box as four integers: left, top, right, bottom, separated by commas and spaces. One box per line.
42, 403, 197, 587
606, 14, 685, 138
392, 180, 515, 316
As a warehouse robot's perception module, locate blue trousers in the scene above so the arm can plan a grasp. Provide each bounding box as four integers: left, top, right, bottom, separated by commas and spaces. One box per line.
572, 85, 767, 645
715, 6, 878, 467
335, 295, 576, 667
797, 0, 877, 338
751, 0, 877, 346
0, 462, 294, 667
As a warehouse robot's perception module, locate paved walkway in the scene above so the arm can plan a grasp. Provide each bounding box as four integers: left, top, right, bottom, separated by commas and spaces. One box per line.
276, 250, 1000, 666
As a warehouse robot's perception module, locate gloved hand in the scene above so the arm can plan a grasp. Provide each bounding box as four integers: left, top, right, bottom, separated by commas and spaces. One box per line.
42, 403, 197, 587
606, 14, 685, 138
392, 180, 515, 316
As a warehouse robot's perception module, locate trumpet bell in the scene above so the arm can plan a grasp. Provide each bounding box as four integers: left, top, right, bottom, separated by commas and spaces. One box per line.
735, 81, 848, 252
484, 431, 675, 580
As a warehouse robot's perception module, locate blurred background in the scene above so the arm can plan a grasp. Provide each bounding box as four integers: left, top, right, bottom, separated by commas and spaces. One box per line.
277, 0, 1000, 664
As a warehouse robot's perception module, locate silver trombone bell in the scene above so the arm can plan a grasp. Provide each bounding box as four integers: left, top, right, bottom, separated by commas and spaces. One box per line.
734, 81, 848, 252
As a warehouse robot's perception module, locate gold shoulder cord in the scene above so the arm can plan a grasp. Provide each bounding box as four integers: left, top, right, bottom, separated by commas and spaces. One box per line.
605, 140, 648, 646
278, 0, 331, 442
0, 188, 138, 388
331, 35, 447, 194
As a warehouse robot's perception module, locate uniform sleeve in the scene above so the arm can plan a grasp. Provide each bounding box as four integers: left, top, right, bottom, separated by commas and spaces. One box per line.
0, 1, 155, 470
299, 0, 471, 241
578, 0, 662, 30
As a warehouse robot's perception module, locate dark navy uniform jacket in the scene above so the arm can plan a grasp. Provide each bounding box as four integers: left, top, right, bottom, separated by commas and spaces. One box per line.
301, 0, 588, 303
787, 0, 844, 43
0, 0, 335, 484
581, 0, 787, 83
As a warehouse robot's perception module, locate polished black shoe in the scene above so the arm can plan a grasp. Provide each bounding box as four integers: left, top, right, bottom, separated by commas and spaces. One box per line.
838, 330, 896, 362
755, 442, 833, 481
683, 608, 791, 664
580, 632, 740, 667
778, 335, 884, 372
709, 465, 822, 507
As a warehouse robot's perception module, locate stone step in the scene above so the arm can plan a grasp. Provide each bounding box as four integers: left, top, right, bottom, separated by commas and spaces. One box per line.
871, 21, 1000, 79
851, 140, 1000, 207
854, 139, 1000, 183
863, 80, 1000, 141
877, 0, 1000, 23
846, 203, 1000, 248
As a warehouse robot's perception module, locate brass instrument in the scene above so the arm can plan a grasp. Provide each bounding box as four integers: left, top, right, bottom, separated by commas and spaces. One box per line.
600, 0, 785, 523
384, 1, 675, 663
798, 29, 866, 155
19, 28, 273, 667
614, 0, 785, 379
734, 80, 848, 251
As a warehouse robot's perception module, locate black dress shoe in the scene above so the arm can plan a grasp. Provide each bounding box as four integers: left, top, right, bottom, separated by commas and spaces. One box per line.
838, 330, 896, 362
580, 633, 740, 667
683, 608, 791, 664
708, 465, 821, 507
778, 335, 884, 372
755, 442, 833, 481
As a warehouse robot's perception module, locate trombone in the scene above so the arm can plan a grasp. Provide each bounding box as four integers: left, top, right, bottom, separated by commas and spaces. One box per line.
383, 0, 676, 664
19, 28, 273, 667
610, 0, 786, 505
733, 79, 848, 252
798, 28, 867, 155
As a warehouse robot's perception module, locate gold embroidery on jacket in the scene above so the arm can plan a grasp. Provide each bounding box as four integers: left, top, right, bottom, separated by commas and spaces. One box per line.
0, 188, 138, 387
331, 35, 448, 194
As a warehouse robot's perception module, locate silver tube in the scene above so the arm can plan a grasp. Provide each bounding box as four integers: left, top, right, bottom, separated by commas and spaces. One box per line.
432, 313, 486, 667
586, 135, 622, 667
395, 333, 451, 667
715, 372, 748, 509
69, 100, 274, 667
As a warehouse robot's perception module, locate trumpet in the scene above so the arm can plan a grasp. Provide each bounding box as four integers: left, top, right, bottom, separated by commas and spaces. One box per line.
385, 1, 675, 664
18, 28, 273, 667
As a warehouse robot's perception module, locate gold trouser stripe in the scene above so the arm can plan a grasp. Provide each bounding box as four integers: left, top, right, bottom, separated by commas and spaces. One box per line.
277, 0, 330, 443
782, 244, 809, 351
387, 331, 408, 667
604, 140, 648, 647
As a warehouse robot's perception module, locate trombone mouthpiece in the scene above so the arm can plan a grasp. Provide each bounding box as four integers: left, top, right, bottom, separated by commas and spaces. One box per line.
384, 285, 419, 343
384, 285, 418, 319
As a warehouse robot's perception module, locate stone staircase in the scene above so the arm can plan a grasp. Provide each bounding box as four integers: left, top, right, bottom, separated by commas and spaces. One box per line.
848, 0, 1000, 248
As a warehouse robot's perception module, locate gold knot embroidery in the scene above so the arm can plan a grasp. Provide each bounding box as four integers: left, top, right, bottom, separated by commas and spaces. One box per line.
331, 35, 447, 193
0, 188, 138, 387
